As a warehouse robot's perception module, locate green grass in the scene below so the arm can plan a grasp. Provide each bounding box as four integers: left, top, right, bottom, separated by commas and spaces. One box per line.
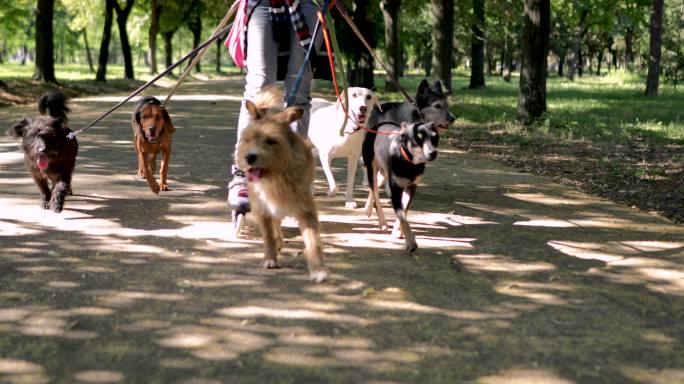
370, 69, 684, 144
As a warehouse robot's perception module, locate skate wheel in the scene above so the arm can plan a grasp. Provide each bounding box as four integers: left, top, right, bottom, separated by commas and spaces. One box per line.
231, 211, 246, 238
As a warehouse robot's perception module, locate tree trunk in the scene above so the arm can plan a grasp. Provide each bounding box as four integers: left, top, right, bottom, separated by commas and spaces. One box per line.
502, 33, 513, 82
163, 31, 174, 74
567, 9, 587, 81
645, 0, 664, 96
596, 48, 603, 75
96, 0, 115, 82
468, 0, 485, 88
113, 0, 135, 80
34, 0, 56, 82
347, 1, 375, 89
83, 29, 95, 73
216, 38, 222, 73
517, 0, 550, 124
431, 0, 454, 93
149, 0, 160, 74
187, 13, 202, 73
625, 27, 635, 68
558, 53, 565, 77
381, 0, 400, 92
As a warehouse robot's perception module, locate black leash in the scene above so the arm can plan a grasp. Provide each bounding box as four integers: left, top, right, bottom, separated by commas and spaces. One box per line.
68, 22, 234, 140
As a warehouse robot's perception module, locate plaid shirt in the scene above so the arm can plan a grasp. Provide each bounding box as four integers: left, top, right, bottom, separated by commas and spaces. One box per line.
242, 0, 313, 61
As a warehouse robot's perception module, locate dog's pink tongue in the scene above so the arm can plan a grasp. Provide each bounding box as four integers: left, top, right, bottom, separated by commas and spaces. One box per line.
247, 168, 263, 182
37, 154, 49, 170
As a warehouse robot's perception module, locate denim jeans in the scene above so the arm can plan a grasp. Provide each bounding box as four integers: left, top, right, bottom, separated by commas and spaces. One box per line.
235, 0, 320, 151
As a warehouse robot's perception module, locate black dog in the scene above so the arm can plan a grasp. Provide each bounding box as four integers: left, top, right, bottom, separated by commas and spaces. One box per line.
8, 91, 78, 213
363, 121, 439, 252
362, 79, 454, 251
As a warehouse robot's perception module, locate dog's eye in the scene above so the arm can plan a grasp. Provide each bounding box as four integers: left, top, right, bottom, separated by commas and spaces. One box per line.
265, 138, 277, 145
434, 104, 443, 109
352, 93, 357, 98
365, 95, 371, 100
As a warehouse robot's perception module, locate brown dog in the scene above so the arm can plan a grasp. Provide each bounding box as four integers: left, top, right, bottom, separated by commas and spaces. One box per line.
236, 87, 327, 282
131, 96, 175, 194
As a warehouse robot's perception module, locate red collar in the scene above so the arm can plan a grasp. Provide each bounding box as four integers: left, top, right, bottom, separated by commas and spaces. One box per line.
400, 145, 413, 163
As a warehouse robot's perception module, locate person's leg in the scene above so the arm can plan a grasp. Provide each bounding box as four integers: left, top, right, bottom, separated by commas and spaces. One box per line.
283, 0, 321, 137
229, 1, 278, 211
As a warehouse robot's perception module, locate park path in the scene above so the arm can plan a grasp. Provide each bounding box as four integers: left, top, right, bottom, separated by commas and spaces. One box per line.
0, 78, 683, 383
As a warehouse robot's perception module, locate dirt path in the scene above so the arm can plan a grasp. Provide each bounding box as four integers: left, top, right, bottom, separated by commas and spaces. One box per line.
1, 78, 683, 383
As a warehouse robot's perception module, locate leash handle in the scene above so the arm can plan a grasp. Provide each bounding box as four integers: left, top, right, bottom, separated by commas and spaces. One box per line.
68, 22, 235, 140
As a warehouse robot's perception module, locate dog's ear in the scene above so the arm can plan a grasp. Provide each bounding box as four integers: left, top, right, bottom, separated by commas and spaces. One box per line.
8, 118, 32, 138
370, 92, 382, 112
162, 108, 176, 134
417, 80, 430, 96
431, 80, 445, 97
245, 100, 267, 120
279, 107, 303, 124
131, 109, 144, 135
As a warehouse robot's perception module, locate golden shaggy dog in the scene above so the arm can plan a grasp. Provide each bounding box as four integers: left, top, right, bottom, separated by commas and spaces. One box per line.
236, 87, 327, 282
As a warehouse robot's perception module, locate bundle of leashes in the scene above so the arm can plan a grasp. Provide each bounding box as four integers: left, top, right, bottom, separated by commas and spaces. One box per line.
68, 0, 414, 140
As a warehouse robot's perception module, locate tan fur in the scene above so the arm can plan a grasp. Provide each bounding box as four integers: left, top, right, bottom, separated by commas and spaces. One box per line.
236, 87, 327, 282
131, 100, 175, 194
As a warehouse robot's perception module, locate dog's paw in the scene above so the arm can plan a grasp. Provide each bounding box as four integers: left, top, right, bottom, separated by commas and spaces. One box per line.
160, 184, 169, 192
150, 183, 160, 194
345, 201, 357, 209
406, 241, 418, 253
41, 201, 50, 210
326, 187, 338, 197
391, 228, 404, 239
135, 173, 145, 180
263, 260, 279, 269
51, 203, 63, 213
309, 269, 328, 283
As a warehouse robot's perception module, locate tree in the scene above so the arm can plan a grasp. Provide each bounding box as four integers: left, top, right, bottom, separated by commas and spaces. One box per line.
431, 0, 454, 93
645, 0, 665, 96
34, 0, 56, 82
381, 0, 400, 92
95, 0, 115, 81
149, 0, 160, 74
517, 0, 550, 123
113, 0, 136, 80
469, 0, 485, 88
338, 0, 377, 89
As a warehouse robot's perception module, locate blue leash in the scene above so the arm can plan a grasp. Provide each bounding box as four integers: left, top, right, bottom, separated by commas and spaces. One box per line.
285, 0, 332, 107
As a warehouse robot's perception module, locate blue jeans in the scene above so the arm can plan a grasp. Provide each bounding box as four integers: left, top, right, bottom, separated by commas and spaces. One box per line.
235, 0, 320, 150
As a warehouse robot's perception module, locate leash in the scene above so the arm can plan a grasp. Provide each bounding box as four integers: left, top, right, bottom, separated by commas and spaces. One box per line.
333, 2, 414, 107
163, 0, 240, 107
285, 0, 333, 107
67, 22, 235, 140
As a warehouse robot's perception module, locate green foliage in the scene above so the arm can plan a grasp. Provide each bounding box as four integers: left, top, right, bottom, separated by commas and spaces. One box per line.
451, 70, 684, 143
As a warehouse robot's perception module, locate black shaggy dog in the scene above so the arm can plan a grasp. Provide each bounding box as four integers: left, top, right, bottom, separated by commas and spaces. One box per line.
8, 91, 78, 213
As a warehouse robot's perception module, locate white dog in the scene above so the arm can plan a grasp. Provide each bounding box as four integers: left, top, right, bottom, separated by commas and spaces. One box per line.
309, 87, 379, 208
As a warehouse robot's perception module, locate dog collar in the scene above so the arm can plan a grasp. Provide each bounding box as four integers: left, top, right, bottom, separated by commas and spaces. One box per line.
400, 145, 413, 163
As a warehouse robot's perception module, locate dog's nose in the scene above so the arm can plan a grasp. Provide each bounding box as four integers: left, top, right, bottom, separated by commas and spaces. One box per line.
245, 153, 257, 165
148, 126, 156, 133
359, 106, 367, 114
448, 114, 455, 123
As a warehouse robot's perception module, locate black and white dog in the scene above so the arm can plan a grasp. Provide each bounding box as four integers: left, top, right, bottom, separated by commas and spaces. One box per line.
362, 79, 454, 252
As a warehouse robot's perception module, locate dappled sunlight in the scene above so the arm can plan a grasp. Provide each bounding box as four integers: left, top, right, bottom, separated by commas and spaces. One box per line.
549, 240, 684, 295
620, 366, 684, 384
495, 281, 575, 306
477, 368, 573, 384
506, 192, 597, 206
0, 305, 112, 340
0, 358, 49, 384
86, 290, 185, 308
75, 94, 243, 103
514, 218, 578, 227
73, 370, 125, 383
453, 253, 556, 274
